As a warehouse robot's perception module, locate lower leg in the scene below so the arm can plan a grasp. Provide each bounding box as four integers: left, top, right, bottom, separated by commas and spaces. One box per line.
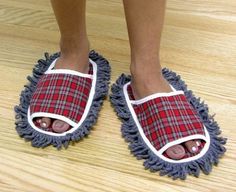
37, 0, 89, 132
123, 0, 201, 159
123, 0, 171, 99
51, 0, 89, 73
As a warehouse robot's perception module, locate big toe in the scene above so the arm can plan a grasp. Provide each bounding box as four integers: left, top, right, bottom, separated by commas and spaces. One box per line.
185, 140, 201, 154
165, 144, 185, 160
52, 120, 70, 133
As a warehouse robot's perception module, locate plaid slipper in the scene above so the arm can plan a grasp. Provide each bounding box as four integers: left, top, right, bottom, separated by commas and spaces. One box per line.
15, 51, 110, 149
110, 70, 226, 179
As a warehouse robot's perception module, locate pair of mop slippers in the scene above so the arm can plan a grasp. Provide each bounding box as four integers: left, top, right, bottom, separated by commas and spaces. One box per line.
15, 51, 226, 179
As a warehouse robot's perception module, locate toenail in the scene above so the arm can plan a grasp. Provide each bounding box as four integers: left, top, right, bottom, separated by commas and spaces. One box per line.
41, 122, 47, 128
192, 146, 198, 152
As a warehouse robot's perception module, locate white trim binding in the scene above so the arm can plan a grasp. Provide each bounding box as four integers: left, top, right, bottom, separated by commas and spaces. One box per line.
46, 69, 93, 79
130, 91, 185, 105
123, 82, 210, 163
45, 58, 93, 79
27, 58, 97, 137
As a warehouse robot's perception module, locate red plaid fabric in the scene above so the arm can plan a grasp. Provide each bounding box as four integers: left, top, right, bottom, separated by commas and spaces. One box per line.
128, 85, 205, 151
30, 70, 92, 124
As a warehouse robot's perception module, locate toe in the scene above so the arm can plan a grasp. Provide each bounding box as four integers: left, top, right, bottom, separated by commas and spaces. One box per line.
40, 117, 51, 128
184, 140, 200, 154
35, 118, 42, 124
52, 120, 70, 133
165, 144, 185, 160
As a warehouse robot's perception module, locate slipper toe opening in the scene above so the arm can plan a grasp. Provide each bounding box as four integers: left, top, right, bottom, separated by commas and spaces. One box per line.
158, 128, 210, 163
28, 111, 77, 135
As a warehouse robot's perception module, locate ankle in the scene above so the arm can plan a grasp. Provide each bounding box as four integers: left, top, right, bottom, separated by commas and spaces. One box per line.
130, 58, 162, 82
55, 38, 90, 73
60, 37, 90, 56
130, 74, 172, 100
130, 58, 172, 99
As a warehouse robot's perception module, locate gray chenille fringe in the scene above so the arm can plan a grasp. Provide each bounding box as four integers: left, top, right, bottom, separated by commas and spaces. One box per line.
14, 50, 111, 149
110, 70, 226, 180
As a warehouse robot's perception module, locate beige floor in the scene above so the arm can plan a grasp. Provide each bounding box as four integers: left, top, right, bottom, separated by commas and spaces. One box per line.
0, 0, 236, 192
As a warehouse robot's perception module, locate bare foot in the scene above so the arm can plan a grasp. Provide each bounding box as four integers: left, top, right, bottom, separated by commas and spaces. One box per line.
131, 64, 202, 160
34, 44, 90, 133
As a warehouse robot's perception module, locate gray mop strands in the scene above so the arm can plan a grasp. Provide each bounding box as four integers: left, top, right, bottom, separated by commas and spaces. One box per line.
15, 50, 111, 149
110, 71, 226, 180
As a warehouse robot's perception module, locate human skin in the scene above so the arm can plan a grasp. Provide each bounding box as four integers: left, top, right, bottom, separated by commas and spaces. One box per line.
36, 0, 201, 159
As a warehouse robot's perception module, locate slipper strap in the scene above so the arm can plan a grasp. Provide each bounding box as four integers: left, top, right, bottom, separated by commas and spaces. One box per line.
132, 91, 205, 151
30, 72, 92, 124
